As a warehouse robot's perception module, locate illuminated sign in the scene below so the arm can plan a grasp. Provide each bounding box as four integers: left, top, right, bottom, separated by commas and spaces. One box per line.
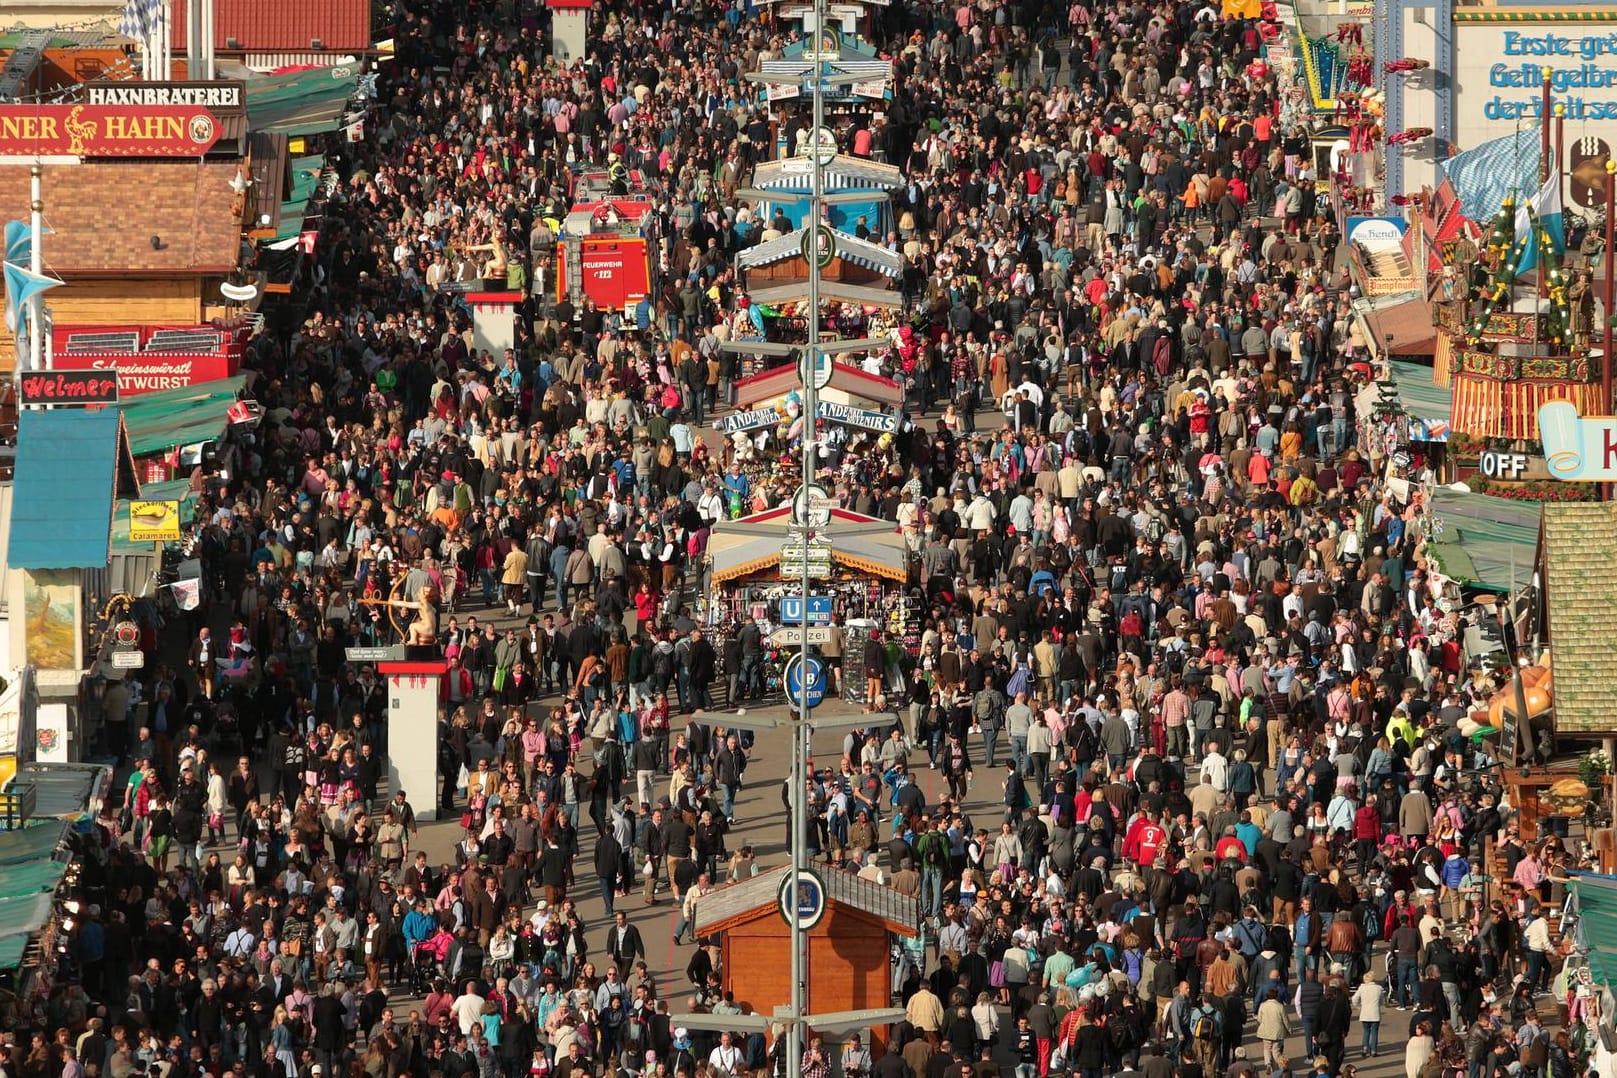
86, 81, 244, 114
0, 104, 221, 158
17, 370, 119, 405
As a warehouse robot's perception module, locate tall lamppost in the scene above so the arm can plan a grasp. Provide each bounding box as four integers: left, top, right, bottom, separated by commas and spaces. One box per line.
704, 0, 905, 1065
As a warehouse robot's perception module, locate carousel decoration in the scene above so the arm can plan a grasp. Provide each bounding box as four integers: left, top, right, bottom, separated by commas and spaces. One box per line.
1383, 57, 1431, 75
1442, 186, 1605, 441
1344, 48, 1373, 89
1465, 198, 1521, 345
1388, 127, 1434, 150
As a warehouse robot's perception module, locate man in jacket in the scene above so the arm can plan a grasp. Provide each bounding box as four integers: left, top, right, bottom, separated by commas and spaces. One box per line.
685, 629, 717, 712
1325, 910, 1364, 986
713, 735, 745, 823
594, 826, 623, 917
1293, 966, 1324, 1060
605, 910, 644, 969
1313, 977, 1353, 1074
1292, 894, 1323, 983
735, 619, 764, 702
641, 807, 668, 904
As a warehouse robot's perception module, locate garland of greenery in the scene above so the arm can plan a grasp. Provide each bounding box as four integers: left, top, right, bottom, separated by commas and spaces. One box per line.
1539, 214, 1570, 349
1465, 197, 1570, 350
1468, 198, 1520, 344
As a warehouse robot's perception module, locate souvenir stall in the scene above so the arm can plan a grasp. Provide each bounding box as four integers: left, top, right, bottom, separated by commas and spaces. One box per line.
713, 361, 907, 508
729, 231, 903, 379
706, 506, 914, 636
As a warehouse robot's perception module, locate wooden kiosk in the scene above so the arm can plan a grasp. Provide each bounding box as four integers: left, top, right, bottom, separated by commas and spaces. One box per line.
692, 865, 919, 1047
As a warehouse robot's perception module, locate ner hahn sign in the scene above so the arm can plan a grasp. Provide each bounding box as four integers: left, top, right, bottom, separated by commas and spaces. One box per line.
0, 104, 221, 158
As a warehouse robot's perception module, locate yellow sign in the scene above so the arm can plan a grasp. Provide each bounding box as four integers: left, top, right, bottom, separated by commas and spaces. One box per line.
129, 501, 181, 543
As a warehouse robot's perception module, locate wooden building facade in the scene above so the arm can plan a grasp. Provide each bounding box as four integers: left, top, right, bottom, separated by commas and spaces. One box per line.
693, 866, 919, 1048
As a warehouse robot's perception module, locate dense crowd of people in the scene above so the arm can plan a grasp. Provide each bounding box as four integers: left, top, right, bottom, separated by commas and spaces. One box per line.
38, 2, 1606, 1078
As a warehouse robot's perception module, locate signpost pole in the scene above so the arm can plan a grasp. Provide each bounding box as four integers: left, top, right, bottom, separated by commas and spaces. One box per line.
29, 165, 43, 374
789, 0, 829, 1070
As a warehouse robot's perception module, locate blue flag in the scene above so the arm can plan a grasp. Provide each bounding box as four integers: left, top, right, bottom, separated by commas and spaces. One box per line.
2, 262, 61, 333
1442, 127, 1542, 223
1512, 173, 1566, 275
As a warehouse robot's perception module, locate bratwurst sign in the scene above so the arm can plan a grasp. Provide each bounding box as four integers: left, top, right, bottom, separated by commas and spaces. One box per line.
0, 104, 221, 158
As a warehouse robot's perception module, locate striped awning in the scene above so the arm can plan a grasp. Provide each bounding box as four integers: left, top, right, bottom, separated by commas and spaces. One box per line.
711, 549, 906, 583
751, 154, 903, 192
736, 228, 900, 278
712, 554, 784, 584
745, 281, 903, 309
736, 230, 805, 270
831, 231, 902, 277
833, 549, 905, 581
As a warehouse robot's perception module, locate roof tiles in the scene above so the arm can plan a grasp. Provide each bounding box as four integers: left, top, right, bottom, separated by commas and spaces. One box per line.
171, 0, 372, 53
1541, 503, 1617, 735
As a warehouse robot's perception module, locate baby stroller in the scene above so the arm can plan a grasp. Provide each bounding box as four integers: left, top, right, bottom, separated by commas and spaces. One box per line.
410, 927, 452, 994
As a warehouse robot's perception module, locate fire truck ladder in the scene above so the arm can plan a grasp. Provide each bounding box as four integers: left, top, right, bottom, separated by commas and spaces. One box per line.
562, 236, 583, 311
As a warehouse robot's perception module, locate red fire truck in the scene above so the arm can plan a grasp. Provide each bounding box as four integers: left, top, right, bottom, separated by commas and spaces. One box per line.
554, 171, 660, 312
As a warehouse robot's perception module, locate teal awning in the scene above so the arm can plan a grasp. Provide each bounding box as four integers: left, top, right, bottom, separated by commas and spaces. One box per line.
1569, 875, 1617, 984
1390, 360, 1452, 442
262, 156, 325, 243
117, 377, 245, 457
1427, 488, 1540, 593
113, 479, 199, 555
8, 409, 125, 571
0, 894, 55, 939
0, 823, 69, 866
0, 933, 29, 973
245, 65, 360, 136
0, 861, 65, 901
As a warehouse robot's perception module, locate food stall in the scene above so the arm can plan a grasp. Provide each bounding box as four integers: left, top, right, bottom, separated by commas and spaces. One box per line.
706, 506, 913, 636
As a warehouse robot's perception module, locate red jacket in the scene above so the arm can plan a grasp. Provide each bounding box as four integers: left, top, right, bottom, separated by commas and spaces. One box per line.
1353, 805, 1382, 841
440, 666, 474, 703
1123, 817, 1167, 866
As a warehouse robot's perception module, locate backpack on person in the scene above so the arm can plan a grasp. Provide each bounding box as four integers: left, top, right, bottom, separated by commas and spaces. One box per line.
1190, 1007, 1218, 1041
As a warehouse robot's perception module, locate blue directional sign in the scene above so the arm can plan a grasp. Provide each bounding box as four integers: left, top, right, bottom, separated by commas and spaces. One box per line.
783, 654, 827, 710
779, 595, 833, 624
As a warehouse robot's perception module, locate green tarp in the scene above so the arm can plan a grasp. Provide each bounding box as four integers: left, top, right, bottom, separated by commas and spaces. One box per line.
266, 156, 327, 243
0, 894, 55, 941
245, 66, 360, 137
0, 934, 29, 974
1426, 488, 1539, 593
1390, 360, 1452, 442
0, 823, 70, 865
118, 378, 245, 458
0, 862, 65, 902
1570, 876, 1617, 985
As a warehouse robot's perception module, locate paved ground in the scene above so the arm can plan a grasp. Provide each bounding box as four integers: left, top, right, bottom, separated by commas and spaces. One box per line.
383, 667, 1425, 1077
